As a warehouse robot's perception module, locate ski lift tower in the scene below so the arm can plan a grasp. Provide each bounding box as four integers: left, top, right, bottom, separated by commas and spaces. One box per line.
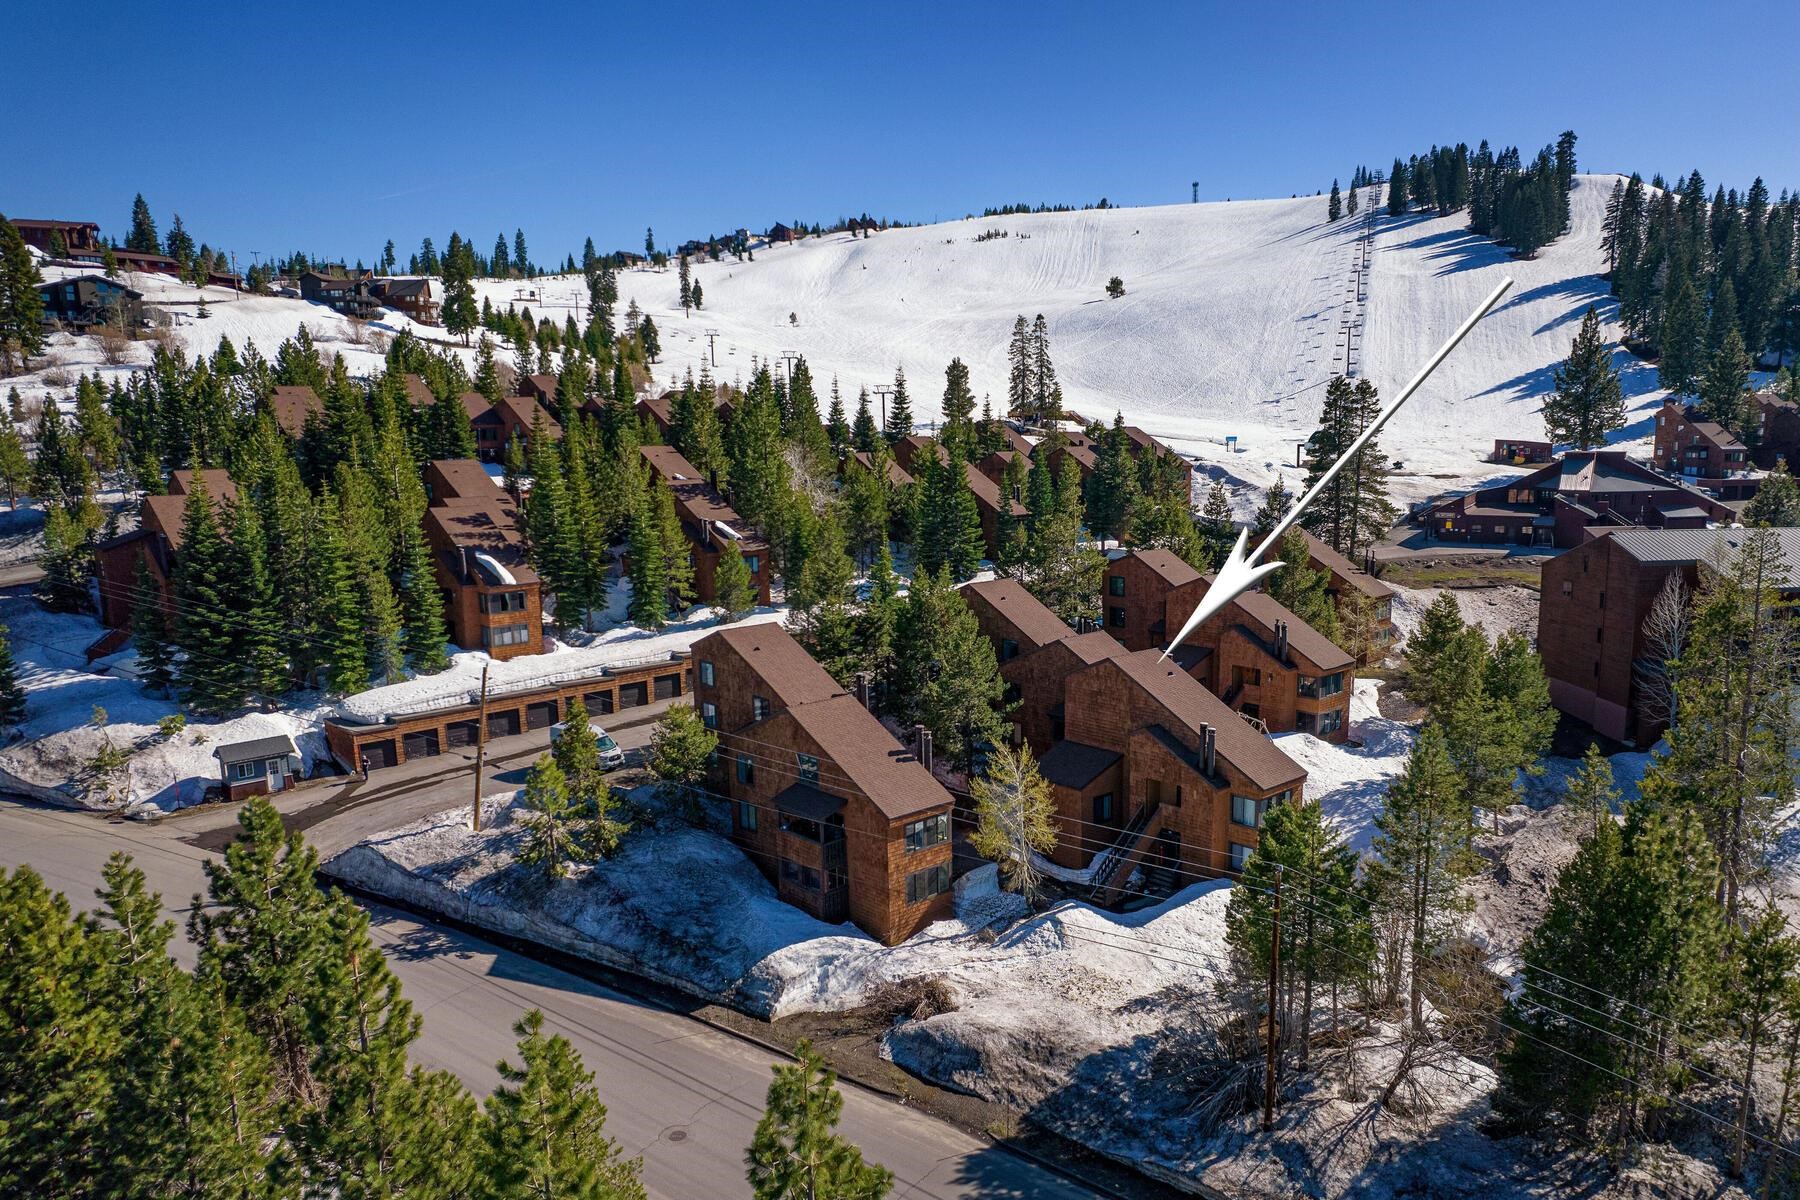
704, 328, 720, 367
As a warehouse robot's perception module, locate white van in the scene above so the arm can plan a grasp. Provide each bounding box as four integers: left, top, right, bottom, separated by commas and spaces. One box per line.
548, 719, 626, 770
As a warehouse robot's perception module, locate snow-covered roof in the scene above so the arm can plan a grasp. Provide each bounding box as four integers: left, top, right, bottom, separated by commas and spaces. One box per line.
472, 551, 516, 586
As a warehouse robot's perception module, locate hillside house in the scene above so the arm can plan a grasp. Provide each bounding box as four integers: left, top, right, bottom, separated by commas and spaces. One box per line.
1653, 401, 1750, 480
93, 469, 240, 629
35, 275, 143, 330
1295, 530, 1396, 653
1754, 391, 1800, 470
518, 374, 559, 408
421, 459, 543, 660
1492, 438, 1554, 464
640, 445, 772, 606
767, 223, 797, 243
959, 578, 1123, 753
1045, 649, 1306, 897
1415, 451, 1734, 548
692, 624, 958, 943
11, 219, 101, 256
269, 385, 325, 439
298, 270, 380, 318
1101, 549, 1353, 740
460, 393, 562, 462
371, 277, 438, 324
1537, 527, 1800, 746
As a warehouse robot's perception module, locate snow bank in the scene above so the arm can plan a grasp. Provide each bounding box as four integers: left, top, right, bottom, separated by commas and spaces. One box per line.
1276, 678, 1415, 856
0, 596, 327, 812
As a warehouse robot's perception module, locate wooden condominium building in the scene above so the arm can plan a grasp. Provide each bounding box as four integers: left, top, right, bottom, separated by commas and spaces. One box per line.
35, 275, 144, 330
640, 445, 772, 606
451, 392, 562, 462
891, 436, 1026, 561
1416, 451, 1735, 548
692, 624, 958, 944
1537, 527, 1800, 746
421, 459, 543, 660
10, 218, 101, 256
1652, 401, 1755, 497
298, 270, 380, 318
957, 577, 1308, 900
94, 468, 239, 631
371, 277, 438, 324
1295, 530, 1397, 654
1102, 549, 1354, 741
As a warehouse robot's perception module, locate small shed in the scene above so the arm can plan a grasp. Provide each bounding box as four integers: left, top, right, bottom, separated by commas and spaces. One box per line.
1492, 438, 1554, 465
213, 733, 301, 802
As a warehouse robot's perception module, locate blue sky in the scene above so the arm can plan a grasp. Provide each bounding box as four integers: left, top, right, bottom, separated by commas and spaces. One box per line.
5, 1, 1796, 269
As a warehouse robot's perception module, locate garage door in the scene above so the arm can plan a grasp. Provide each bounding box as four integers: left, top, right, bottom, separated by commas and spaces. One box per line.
361, 739, 397, 771
445, 719, 478, 748
402, 729, 439, 759
618, 681, 649, 709
488, 708, 522, 738
525, 700, 558, 730
584, 690, 613, 716
653, 672, 680, 700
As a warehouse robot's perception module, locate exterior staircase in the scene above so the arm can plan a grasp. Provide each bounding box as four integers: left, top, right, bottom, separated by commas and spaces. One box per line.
1089, 802, 1162, 906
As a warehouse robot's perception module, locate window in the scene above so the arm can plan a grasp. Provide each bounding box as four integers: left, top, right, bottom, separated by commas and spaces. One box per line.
1231, 794, 1263, 828
701, 701, 717, 729
1000, 638, 1019, 663
796, 753, 819, 784
1108, 575, 1126, 597
736, 755, 755, 785
780, 859, 822, 890
1317, 707, 1343, 735
265, 758, 286, 777
699, 660, 714, 686
752, 695, 771, 721
1299, 671, 1345, 699
780, 813, 822, 841
1229, 842, 1256, 873
737, 800, 758, 831
906, 864, 951, 903
230, 761, 257, 781
482, 624, 530, 648
904, 813, 949, 851
744, 554, 761, 576
1561, 580, 1573, 596
1109, 606, 1126, 627
1093, 792, 1115, 822
480, 590, 528, 614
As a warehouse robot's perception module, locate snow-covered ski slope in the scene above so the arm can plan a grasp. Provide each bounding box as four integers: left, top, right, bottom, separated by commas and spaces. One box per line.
577, 173, 1662, 508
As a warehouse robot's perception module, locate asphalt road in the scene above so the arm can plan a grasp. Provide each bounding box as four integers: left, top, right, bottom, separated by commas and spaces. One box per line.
0, 757, 1101, 1199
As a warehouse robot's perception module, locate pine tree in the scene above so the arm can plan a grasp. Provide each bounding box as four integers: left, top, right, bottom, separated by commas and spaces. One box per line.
1403, 591, 1466, 713
655, 479, 694, 612
225, 497, 288, 698
0, 216, 47, 372
851, 387, 879, 453
172, 481, 245, 713
746, 1040, 892, 1200
884, 367, 912, 444
626, 485, 668, 629
1199, 477, 1235, 565
298, 896, 479, 1196
520, 754, 592, 879
1387, 158, 1409, 216
678, 253, 692, 313
1226, 797, 1371, 1065
441, 232, 478, 344
715, 537, 756, 617
1247, 475, 1290, 547
1368, 723, 1477, 1032
888, 566, 1007, 770
1563, 742, 1620, 839
938, 357, 977, 460
1744, 459, 1800, 526
1700, 324, 1753, 434
1298, 377, 1393, 560
826, 377, 849, 459
0, 417, 28, 507
1085, 413, 1140, 547
648, 702, 718, 807
968, 745, 1057, 905
0, 620, 25, 724
1264, 529, 1337, 641
1658, 269, 1707, 395
127, 193, 160, 254
787, 516, 860, 684
398, 524, 450, 671
913, 444, 984, 580
1006, 315, 1032, 419
482, 1010, 646, 1199
315, 489, 370, 694
513, 228, 529, 276
1543, 305, 1626, 448
1328, 179, 1342, 222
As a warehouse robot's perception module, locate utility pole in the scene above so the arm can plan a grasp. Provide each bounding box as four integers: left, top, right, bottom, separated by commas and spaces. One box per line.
704, 328, 719, 367
872, 384, 897, 435
471, 664, 490, 832
1263, 865, 1283, 1132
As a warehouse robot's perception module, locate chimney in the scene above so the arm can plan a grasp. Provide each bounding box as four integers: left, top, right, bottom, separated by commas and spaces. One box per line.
1202, 724, 1217, 776
461, 545, 478, 583
1275, 619, 1289, 661
700, 518, 713, 548
853, 671, 874, 710
914, 724, 933, 773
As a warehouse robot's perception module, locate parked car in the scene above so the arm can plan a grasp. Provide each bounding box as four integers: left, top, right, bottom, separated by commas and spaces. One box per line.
549, 719, 626, 770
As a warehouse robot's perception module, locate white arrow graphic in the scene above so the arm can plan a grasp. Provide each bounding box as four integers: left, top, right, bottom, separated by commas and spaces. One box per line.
1163, 276, 1514, 662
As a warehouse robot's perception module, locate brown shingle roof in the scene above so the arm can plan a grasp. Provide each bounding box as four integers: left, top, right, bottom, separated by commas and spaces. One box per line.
1295, 529, 1393, 600
706, 623, 843, 710
1038, 741, 1121, 789
960, 578, 1071, 651
425, 500, 539, 583
459, 392, 493, 422
778, 694, 955, 820
168, 468, 238, 505
641, 445, 758, 539
1111, 650, 1306, 791
269, 385, 324, 438
850, 450, 912, 488
1122, 547, 1202, 588
1223, 586, 1353, 673
428, 458, 502, 501
400, 373, 435, 408
140, 494, 192, 548
497, 394, 562, 437
962, 462, 1022, 517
